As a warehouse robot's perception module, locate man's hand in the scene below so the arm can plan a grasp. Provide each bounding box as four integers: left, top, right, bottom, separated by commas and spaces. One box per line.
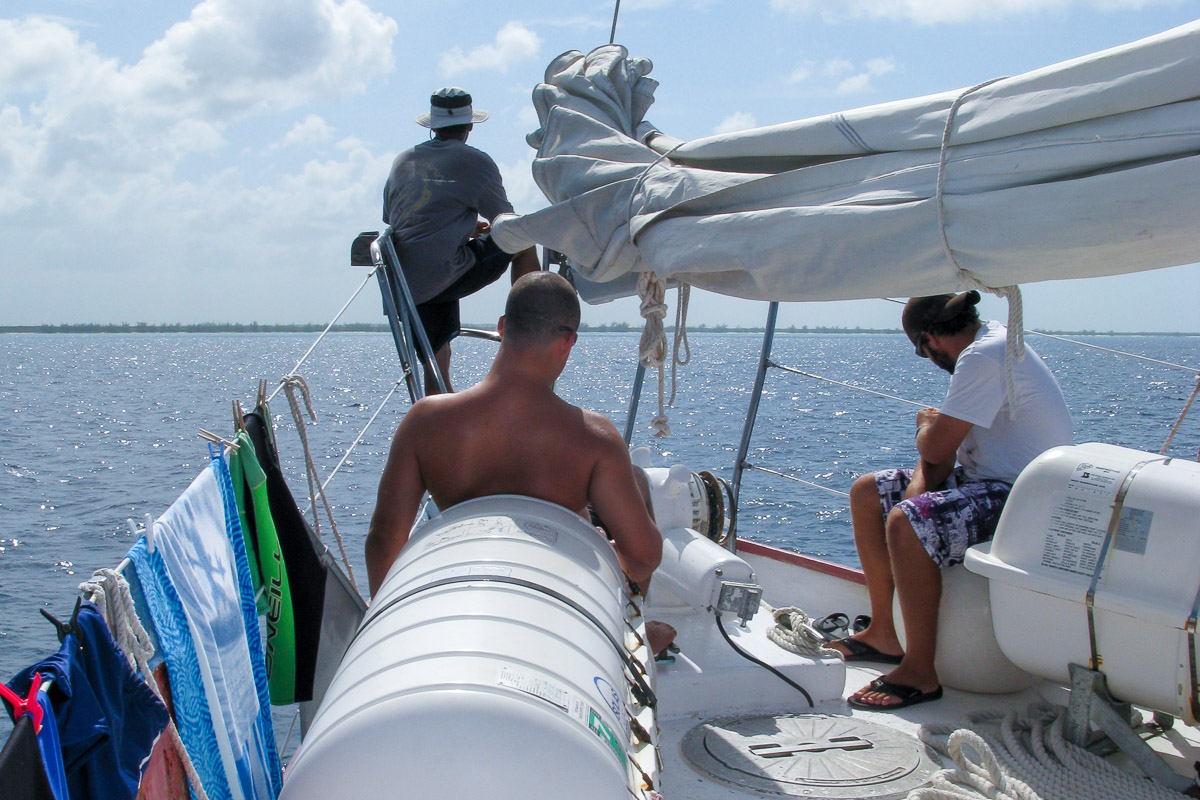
474, 220, 491, 237
909, 406, 972, 497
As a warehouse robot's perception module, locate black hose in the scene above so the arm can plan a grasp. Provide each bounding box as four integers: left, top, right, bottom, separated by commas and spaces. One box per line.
715, 611, 814, 708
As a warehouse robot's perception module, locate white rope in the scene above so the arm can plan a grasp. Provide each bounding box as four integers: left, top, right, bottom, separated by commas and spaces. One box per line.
281, 374, 358, 587
911, 706, 1185, 800
1161, 373, 1200, 457
934, 77, 1024, 419
637, 272, 671, 437
266, 267, 378, 405
765, 607, 828, 658
668, 283, 691, 406
79, 569, 210, 800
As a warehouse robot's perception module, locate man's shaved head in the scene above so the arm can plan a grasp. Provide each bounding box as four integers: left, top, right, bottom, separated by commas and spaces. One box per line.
503, 272, 581, 348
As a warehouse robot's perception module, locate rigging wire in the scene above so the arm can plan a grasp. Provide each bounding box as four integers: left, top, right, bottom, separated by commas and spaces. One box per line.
609, 0, 621, 44
267, 266, 379, 405
742, 464, 851, 498
1025, 330, 1199, 373
768, 360, 930, 408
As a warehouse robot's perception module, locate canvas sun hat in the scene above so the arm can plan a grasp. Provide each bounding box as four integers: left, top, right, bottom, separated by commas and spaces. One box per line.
415, 87, 490, 129
902, 291, 981, 357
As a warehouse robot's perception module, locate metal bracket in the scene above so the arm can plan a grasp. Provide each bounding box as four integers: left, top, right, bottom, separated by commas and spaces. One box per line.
1064, 663, 1196, 794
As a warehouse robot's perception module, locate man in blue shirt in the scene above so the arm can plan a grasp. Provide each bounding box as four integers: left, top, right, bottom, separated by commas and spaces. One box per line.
384, 87, 539, 393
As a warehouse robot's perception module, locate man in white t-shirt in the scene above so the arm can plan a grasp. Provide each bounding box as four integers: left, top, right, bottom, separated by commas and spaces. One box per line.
825, 291, 1073, 710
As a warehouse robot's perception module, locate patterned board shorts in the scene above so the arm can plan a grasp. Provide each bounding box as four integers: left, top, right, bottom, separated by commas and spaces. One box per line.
874, 468, 1012, 567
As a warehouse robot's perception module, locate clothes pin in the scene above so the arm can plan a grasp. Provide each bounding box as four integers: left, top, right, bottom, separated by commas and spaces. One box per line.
0, 671, 44, 734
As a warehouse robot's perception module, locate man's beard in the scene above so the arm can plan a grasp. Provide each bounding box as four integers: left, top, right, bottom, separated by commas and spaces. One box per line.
930, 349, 956, 374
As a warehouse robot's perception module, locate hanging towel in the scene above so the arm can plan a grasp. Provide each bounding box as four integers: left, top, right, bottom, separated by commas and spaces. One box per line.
0, 715, 56, 800
7, 602, 168, 800
242, 410, 327, 703
128, 459, 281, 800
229, 430, 298, 705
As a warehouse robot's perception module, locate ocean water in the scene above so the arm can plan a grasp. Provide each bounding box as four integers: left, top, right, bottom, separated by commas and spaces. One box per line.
1, 329, 1197, 737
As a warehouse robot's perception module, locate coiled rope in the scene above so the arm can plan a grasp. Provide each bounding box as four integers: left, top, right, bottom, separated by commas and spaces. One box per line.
80, 569, 210, 800
281, 374, 358, 588
911, 706, 1185, 800
766, 607, 829, 658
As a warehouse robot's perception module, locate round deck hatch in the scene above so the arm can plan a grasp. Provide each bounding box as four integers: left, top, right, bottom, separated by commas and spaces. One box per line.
681, 714, 938, 799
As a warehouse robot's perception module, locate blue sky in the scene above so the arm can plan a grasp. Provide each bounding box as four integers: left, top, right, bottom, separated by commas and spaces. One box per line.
2, 1, 1197, 331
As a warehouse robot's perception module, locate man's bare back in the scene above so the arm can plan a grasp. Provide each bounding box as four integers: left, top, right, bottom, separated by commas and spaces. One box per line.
365, 273, 662, 597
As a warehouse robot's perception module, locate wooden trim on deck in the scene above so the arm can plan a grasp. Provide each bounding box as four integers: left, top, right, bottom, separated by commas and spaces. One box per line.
736, 539, 867, 585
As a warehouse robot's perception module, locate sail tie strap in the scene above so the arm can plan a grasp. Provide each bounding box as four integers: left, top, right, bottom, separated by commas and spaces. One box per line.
80, 569, 210, 800
281, 374, 357, 586
935, 76, 1025, 419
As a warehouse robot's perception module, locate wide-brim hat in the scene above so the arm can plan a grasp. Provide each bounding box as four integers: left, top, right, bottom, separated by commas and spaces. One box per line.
902, 291, 981, 357
415, 87, 489, 129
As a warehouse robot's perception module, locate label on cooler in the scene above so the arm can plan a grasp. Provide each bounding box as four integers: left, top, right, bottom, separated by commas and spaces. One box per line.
1041, 491, 1109, 576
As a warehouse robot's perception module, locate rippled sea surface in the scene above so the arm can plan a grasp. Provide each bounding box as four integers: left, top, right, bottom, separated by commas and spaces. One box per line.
2, 330, 1197, 734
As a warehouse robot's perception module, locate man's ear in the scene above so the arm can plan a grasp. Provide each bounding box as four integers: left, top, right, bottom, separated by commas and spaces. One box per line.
497, 316, 505, 338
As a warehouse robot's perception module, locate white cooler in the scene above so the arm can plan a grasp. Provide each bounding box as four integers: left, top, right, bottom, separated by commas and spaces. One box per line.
966, 442, 1200, 723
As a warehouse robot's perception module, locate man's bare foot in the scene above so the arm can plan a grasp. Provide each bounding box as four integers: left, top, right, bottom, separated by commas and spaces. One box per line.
646, 620, 677, 656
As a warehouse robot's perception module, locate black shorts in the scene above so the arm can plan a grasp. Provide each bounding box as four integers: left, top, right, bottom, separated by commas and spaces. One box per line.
416, 238, 513, 352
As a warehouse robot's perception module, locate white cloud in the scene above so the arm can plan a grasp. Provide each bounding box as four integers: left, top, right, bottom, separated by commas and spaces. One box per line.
768, 0, 1172, 24
440, 22, 541, 77
786, 64, 811, 84
0, 4, 396, 246
281, 114, 335, 148
713, 112, 757, 135
825, 56, 897, 94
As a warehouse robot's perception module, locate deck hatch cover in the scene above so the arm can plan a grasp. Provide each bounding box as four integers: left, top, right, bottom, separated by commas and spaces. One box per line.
681, 713, 938, 799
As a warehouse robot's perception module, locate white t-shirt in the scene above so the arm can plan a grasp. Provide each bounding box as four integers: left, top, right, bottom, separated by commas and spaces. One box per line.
939, 320, 1074, 483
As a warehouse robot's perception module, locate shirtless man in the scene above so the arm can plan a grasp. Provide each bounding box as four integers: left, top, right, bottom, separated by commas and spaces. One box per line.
365, 272, 663, 601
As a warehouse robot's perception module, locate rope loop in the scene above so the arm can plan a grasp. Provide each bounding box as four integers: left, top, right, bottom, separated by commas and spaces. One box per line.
935, 75, 1026, 418
282, 373, 358, 586
637, 272, 671, 437
765, 607, 827, 658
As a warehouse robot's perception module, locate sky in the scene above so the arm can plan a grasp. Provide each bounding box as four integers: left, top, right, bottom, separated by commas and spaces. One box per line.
2, 1, 1198, 332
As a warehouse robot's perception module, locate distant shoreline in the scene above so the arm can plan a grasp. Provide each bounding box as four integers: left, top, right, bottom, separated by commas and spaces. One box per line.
1, 323, 1197, 336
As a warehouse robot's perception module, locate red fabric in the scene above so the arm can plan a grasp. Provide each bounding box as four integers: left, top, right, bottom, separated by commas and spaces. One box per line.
135, 666, 188, 800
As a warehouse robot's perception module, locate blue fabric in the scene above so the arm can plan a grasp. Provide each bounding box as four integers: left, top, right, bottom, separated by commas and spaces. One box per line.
213, 457, 283, 795
35, 694, 69, 800
7, 602, 168, 800
128, 458, 280, 800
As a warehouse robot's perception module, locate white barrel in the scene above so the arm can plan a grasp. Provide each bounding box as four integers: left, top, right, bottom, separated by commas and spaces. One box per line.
282, 497, 643, 799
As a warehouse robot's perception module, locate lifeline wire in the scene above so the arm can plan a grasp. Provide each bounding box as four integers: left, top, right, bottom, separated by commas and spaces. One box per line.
267, 266, 378, 405
742, 464, 851, 499
769, 360, 931, 408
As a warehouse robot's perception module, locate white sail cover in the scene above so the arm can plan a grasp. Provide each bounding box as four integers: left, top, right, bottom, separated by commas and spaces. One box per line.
492, 22, 1200, 302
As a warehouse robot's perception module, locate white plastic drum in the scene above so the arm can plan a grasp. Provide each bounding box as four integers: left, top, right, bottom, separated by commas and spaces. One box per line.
281, 496, 644, 799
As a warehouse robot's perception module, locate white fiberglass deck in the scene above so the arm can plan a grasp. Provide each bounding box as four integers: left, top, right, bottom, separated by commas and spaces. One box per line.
645, 544, 1200, 799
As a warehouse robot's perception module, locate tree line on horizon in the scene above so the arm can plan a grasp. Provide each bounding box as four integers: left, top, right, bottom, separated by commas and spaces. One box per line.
0, 322, 1193, 336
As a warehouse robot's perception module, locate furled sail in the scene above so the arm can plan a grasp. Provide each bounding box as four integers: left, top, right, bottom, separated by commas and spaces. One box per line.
492, 22, 1200, 303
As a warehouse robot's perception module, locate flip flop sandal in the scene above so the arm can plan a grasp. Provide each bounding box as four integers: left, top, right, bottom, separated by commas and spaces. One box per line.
848, 677, 943, 710
824, 636, 904, 664
852, 614, 870, 633
814, 612, 850, 642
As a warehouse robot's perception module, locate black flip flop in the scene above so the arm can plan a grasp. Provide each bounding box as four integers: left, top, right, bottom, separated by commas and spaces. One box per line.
814, 612, 850, 642
825, 637, 904, 664
848, 677, 943, 710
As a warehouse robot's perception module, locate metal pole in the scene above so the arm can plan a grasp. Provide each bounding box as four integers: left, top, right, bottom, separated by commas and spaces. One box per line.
374, 262, 422, 404
623, 361, 647, 445
609, 0, 621, 44
731, 302, 779, 538
379, 231, 447, 396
